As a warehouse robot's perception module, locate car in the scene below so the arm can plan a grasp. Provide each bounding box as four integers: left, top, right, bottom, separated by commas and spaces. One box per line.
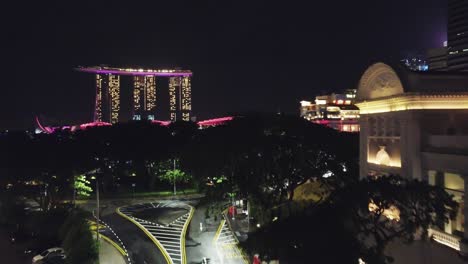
32, 247, 65, 263
43, 254, 66, 264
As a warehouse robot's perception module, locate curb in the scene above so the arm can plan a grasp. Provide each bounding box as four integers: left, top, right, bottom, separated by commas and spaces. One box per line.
100, 233, 127, 256
181, 206, 195, 264
212, 219, 226, 244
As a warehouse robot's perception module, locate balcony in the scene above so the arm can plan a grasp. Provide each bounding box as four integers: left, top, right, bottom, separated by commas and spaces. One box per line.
428, 228, 461, 251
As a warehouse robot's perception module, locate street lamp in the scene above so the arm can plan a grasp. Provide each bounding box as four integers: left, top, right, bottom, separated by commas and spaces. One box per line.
90, 175, 99, 243
173, 159, 177, 195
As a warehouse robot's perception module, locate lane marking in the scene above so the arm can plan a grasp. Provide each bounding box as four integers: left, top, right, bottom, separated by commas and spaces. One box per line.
116, 207, 172, 264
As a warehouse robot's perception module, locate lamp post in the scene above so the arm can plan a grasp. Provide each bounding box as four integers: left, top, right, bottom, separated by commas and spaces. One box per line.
173, 159, 177, 195
96, 177, 100, 243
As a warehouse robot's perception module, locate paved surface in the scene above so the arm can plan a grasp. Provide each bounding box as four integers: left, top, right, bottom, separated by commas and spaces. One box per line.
99, 237, 126, 264
185, 203, 221, 264
78, 194, 204, 217
103, 212, 167, 264
185, 203, 248, 264
119, 201, 193, 264
0, 229, 31, 264
214, 220, 247, 263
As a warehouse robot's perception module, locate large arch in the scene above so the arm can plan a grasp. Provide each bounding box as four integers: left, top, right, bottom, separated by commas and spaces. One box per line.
356, 62, 404, 101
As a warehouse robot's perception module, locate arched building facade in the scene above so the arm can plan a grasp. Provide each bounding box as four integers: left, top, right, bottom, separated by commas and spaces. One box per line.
356, 62, 468, 255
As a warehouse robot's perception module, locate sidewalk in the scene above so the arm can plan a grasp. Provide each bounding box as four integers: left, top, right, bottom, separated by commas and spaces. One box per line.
185, 203, 222, 263
225, 210, 250, 242
99, 237, 126, 264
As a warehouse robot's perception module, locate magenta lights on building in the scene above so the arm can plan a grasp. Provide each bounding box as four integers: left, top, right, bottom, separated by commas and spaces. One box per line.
35, 116, 236, 134
76, 66, 193, 77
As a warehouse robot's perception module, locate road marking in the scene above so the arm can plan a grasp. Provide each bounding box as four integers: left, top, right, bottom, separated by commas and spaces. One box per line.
117, 201, 194, 264
116, 207, 172, 264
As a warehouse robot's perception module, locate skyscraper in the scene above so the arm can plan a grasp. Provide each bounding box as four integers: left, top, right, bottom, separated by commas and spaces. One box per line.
447, 0, 468, 71
427, 47, 448, 71
77, 66, 192, 123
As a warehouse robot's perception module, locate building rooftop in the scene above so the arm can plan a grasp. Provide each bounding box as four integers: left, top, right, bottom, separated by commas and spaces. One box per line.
357, 62, 468, 102
76, 66, 193, 76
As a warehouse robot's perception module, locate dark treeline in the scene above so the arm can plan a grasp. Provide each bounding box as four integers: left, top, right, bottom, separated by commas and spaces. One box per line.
0, 114, 458, 264
0, 114, 357, 201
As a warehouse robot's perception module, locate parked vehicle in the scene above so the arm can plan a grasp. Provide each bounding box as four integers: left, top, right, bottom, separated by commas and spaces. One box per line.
32, 247, 65, 263
42, 253, 66, 264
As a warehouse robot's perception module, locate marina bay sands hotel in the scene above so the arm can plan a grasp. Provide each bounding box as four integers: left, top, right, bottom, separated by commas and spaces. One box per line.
76, 66, 192, 123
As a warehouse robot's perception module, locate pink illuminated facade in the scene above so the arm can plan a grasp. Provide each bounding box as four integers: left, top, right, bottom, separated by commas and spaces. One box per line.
300, 89, 360, 132
35, 116, 235, 134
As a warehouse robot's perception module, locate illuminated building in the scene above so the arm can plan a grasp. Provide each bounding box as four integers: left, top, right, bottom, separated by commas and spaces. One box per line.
400, 57, 429, 71
427, 0, 468, 72
133, 76, 157, 120
77, 66, 193, 123
427, 47, 448, 71
448, 0, 468, 71
356, 62, 468, 255
300, 89, 359, 132
93, 74, 120, 123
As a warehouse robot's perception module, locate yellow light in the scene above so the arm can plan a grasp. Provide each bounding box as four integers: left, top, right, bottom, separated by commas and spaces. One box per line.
368, 201, 400, 221
315, 99, 327, 105
367, 158, 401, 168
356, 94, 468, 115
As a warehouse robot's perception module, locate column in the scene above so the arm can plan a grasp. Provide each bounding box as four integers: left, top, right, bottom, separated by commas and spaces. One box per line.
407, 112, 422, 180
181, 76, 191, 121
464, 176, 468, 240
108, 74, 120, 124
168, 77, 181, 121
145, 76, 157, 120
133, 76, 145, 120
461, 175, 468, 256
94, 74, 103, 122
359, 115, 369, 179
400, 112, 422, 180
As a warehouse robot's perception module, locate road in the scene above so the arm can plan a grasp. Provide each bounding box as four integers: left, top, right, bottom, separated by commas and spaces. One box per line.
101, 200, 195, 264
0, 229, 31, 264
103, 212, 167, 264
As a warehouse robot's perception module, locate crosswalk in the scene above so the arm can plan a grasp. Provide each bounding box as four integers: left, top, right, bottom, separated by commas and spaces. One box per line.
216, 222, 237, 245
213, 220, 248, 263
118, 201, 193, 264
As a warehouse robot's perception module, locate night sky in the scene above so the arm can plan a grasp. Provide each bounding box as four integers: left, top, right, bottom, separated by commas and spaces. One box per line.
5, 0, 446, 130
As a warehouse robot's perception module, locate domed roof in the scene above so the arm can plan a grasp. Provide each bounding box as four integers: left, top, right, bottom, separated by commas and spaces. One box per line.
357, 62, 468, 102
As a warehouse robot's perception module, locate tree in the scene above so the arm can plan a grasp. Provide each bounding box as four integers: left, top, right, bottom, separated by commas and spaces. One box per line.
329, 175, 458, 264
160, 167, 191, 195
74, 175, 93, 198
60, 209, 98, 264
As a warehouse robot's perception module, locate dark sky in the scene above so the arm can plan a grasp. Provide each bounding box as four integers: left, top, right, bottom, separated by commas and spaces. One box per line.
4, 0, 446, 130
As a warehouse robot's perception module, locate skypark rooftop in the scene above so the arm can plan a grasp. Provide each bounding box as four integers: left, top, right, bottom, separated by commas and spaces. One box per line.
76, 66, 193, 76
